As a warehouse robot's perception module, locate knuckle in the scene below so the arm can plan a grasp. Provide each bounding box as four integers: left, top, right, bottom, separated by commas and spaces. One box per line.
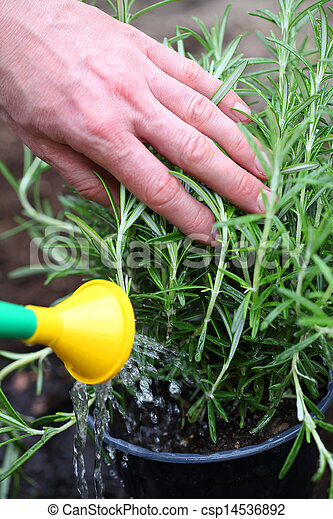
146, 172, 180, 210
121, 26, 147, 50
182, 59, 202, 84
115, 46, 139, 69
81, 51, 97, 73
64, 92, 109, 146
104, 128, 132, 165
79, 112, 111, 142
76, 179, 103, 202
79, 112, 102, 137
189, 205, 211, 235
29, 139, 57, 170
180, 131, 212, 166
35, 140, 51, 163
186, 95, 212, 125
116, 80, 136, 104
75, 112, 130, 159
232, 132, 250, 156
233, 172, 257, 200
111, 70, 138, 104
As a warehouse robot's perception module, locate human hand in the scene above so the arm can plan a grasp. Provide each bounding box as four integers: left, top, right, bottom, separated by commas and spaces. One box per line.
0, 0, 270, 243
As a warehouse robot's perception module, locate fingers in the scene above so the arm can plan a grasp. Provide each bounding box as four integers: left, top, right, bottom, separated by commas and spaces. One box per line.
145, 38, 251, 123
28, 138, 120, 208
146, 65, 268, 179
79, 131, 216, 242
136, 99, 271, 215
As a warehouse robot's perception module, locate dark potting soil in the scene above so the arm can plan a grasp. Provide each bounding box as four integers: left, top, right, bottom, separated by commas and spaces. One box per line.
108, 390, 300, 455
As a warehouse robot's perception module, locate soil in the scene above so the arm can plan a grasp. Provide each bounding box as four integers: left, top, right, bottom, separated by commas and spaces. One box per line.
0, 0, 332, 500
110, 383, 301, 455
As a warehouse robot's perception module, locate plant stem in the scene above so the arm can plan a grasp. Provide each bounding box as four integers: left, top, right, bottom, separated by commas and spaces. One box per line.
292, 352, 333, 495
116, 0, 125, 22
252, 172, 278, 300
166, 240, 178, 340
0, 348, 52, 384
18, 158, 72, 230
115, 229, 126, 293
203, 238, 227, 327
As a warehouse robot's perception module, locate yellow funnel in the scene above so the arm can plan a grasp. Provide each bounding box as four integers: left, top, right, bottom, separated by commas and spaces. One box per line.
25, 280, 135, 385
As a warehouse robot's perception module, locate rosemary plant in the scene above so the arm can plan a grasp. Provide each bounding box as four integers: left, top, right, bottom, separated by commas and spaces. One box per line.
1, 0, 333, 497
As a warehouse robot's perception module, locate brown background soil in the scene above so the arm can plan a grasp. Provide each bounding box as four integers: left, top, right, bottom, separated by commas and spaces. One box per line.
0, 0, 332, 499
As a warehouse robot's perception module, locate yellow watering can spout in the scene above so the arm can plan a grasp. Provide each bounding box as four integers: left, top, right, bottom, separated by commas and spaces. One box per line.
0, 280, 135, 385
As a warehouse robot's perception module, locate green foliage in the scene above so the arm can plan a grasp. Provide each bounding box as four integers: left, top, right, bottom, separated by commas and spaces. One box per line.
1, 0, 333, 497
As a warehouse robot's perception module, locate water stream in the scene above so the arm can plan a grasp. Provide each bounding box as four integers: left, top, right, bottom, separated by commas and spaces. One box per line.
92, 382, 109, 498
70, 381, 89, 498
70, 332, 182, 498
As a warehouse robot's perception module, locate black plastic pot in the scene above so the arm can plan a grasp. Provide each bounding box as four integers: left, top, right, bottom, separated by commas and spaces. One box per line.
97, 376, 333, 499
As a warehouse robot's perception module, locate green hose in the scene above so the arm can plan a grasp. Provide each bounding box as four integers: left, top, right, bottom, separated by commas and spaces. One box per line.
0, 301, 37, 340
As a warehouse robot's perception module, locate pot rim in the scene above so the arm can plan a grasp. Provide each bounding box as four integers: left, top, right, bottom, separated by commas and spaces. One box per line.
93, 373, 333, 464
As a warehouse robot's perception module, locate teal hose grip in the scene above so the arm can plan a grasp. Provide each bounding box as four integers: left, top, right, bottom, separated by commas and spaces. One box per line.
0, 301, 37, 340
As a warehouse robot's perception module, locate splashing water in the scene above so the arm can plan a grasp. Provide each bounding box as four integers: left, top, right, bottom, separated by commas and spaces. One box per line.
120, 332, 182, 408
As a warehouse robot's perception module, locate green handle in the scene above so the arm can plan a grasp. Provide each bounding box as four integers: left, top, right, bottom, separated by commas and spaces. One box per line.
0, 301, 37, 340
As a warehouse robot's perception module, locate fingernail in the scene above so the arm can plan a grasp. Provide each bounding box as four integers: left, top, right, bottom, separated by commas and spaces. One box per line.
255, 152, 271, 177
187, 231, 212, 245
211, 228, 221, 246
232, 102, 252, 121
257, 189, 271, 213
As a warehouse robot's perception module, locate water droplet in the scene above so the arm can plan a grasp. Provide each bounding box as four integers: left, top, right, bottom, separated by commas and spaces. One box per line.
150, 411, 157, 424
121, 453, 128, 468
169, 380, 181, 395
